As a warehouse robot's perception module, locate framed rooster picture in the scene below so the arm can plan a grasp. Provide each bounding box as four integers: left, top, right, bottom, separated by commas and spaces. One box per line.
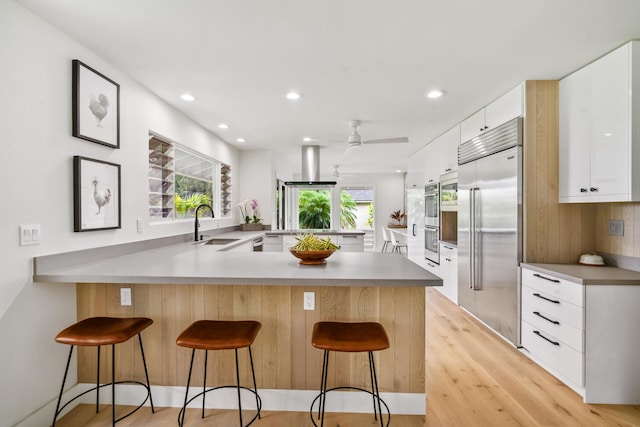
72, 60, 120, 148
73, 156, 121, 232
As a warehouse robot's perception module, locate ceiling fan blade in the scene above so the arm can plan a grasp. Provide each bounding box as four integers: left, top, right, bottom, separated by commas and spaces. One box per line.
362, 136, 409, 144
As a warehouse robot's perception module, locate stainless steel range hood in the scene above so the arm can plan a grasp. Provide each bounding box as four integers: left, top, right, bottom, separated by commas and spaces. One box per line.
285, 145, 337, 187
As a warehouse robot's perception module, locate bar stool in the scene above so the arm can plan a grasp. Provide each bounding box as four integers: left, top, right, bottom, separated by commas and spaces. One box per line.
52, 317, 154, 427
311, 321, 390, 427
176, 320, 262, 426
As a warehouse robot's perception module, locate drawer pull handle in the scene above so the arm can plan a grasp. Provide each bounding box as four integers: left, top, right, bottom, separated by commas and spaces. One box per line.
443, 245, 454, 250
533, 273, 560, 283
533, 330, 560, 346
533, 311, 560, 325
342, 235, 358, 238
533, 293, 560, 304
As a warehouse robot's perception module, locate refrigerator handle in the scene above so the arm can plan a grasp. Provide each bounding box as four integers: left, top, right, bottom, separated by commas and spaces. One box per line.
412, 223, 416, 237
471, 187, 480, 291
469, 188, 474, 289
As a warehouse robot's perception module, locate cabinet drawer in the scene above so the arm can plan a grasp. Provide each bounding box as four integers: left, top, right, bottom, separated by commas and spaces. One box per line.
337, 234, 364, 245
522, 302, 583, 352
522, 287, 583, 329
521, 268, 583, 307
522, 321, 584, 387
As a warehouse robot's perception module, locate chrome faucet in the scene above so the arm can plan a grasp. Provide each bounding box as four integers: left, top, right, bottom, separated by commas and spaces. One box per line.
194, 204, 214, 241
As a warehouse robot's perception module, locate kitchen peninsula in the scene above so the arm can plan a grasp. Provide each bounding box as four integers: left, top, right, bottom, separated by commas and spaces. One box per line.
33, 232, 441, 413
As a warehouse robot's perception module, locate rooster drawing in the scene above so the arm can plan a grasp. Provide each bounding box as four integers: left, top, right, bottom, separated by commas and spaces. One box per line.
92, 179, 112, 214
88, 93, 109, 127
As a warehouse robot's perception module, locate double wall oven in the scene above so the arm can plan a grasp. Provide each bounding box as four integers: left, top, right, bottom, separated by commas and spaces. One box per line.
424, 183, 440, 264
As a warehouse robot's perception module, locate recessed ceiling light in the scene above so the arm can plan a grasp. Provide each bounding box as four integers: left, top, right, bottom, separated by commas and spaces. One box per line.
236, 138, 246, 143
286, 91, 301, 100
180, 93, 195, 101
426, 89, 446, 99
303, 137, 312, 142
218, 123, 229, 129
396, 169, 402, 173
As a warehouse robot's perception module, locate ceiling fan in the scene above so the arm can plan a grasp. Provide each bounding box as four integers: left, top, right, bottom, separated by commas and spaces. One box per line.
344, 120, 409, 151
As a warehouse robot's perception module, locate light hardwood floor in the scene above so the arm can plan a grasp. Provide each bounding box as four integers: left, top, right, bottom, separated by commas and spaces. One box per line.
56, 288, 639, 426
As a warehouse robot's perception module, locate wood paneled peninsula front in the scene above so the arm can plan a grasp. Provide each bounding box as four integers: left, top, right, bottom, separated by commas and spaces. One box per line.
34, 236, 441, 412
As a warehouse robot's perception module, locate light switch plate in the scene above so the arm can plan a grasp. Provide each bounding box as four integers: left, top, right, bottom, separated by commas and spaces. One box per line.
19, 224, 41, 246
608, 220, 624, 237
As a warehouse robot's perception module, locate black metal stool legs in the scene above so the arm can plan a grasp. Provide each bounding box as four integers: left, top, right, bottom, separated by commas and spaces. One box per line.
248, 346, 261, 421
178, 346, 261, 427
52, 346, 74, 427
235, 349, 243, 427
179, 349, 196, 427
369, 351, 384, 427
310, 350, 390, 427
202, 350, 208, 418
138, 333, 155, 413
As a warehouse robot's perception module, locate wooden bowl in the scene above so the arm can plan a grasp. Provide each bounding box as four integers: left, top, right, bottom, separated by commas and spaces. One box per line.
289, 249, 336, 265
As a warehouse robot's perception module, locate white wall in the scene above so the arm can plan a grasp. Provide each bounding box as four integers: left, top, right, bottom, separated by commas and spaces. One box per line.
238, 150, 274, 226
0, 2, 239, 425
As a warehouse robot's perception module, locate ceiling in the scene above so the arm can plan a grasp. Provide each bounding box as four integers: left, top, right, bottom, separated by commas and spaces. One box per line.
17, 0, 640, 177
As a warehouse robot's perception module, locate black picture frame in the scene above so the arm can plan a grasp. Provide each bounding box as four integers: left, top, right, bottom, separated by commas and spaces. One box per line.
73, 156, 121, 232
72, 60, 120, 148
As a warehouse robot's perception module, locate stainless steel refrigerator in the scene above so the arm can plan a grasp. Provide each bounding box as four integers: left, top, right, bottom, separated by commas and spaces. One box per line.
458, 117, 522, 346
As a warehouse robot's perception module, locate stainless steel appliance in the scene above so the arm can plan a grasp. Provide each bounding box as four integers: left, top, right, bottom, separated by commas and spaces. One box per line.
424, 183, 439, 227
424, 183, 440, 263
424, 225, 439, 264
458, 117, 522, 346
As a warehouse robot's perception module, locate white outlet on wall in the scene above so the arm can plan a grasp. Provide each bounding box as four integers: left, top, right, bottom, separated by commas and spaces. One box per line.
304, 292, 315, 310
120, 288, 132, 306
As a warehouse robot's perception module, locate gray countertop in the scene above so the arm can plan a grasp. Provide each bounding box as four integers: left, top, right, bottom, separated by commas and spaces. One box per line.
264, 230, 365, 236
34, 231, 441, 287
521, 262, 640, 285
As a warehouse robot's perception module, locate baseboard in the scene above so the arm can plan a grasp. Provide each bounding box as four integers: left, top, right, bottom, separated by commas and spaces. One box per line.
17, 384, 425, 426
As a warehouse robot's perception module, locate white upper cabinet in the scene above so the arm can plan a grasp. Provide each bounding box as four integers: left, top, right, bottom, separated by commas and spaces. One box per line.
460, 84, 524, 143
406, 145, 427, 188
423, 125, 461, 185
559, 41, 640, 203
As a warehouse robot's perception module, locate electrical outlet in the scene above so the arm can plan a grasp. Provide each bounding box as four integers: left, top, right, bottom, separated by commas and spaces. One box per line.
120, 288, 132, 306
137, 218, 144, 233
304, 292, 315, 310
608, 220, 624, 237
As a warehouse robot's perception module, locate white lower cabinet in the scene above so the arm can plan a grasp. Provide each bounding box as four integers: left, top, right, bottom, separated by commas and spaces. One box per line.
263, 233, 364, 252
337, 234, 364, 252
520, 266, 640, 404
438, 243, 458, 304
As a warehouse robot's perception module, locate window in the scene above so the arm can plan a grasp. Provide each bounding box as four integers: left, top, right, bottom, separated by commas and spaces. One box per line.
148, 134, 230, 219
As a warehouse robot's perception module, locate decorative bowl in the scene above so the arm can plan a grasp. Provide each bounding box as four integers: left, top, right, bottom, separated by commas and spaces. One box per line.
289, 248, 336, 265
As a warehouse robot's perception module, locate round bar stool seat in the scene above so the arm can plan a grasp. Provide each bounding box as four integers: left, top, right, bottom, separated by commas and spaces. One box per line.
311, 321, 390, 427
52, 317, 155, 427
176, 320, 262, 427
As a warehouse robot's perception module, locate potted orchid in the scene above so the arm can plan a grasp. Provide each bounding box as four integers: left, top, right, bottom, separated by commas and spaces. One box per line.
238, 199, 263, 230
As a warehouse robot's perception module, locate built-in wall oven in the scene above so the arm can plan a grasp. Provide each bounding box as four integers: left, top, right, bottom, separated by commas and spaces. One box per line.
424, 183, 440, 263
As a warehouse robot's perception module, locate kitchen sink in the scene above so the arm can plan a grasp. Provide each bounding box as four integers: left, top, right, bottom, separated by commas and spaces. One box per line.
202, 238, 240, 245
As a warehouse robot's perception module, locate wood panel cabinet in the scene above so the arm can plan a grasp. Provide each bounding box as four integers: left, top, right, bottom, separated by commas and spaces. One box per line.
520, 266, 640, 404
460, 84, 523, 143
559, 41, 640, 203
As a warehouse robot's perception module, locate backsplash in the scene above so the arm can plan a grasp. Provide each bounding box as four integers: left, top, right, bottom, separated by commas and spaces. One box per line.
595, 202, 640, 258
